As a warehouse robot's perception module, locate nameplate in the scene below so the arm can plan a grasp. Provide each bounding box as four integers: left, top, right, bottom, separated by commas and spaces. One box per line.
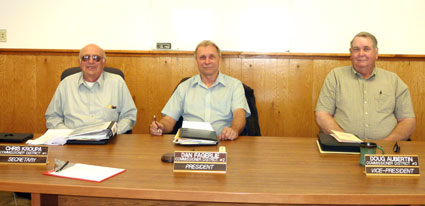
365, 155, 420, 176
173, 147, 227, 173
0, 145, 49, 165
0, 145, 48, 156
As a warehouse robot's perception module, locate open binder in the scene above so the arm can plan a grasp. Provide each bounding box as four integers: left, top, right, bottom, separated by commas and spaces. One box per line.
66, 121, 117, 145
27, 121, 117, 145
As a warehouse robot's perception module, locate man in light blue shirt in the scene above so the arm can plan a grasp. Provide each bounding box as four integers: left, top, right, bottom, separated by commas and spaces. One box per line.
150, 40, 250, 140
45, 44, 137, 134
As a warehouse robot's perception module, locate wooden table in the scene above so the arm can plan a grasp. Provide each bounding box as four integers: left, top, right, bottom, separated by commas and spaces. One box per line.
0, 135, 424, 206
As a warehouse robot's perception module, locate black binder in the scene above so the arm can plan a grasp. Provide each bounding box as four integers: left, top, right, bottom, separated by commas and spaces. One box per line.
66, 133, 115, 145
0, 133, 33, 143
180, 128, 217, 141
177, 128, 218, 145
317, 132, 360, 153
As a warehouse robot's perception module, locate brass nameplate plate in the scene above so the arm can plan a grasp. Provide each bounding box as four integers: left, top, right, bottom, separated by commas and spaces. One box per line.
0, 145, 49, 165
365, 155, 420, 176
173, 148, 227, 173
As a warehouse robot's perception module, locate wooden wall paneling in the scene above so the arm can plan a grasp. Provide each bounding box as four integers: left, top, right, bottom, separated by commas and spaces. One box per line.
0, 54, 5, 131
285, 59, 314, 137
1, 50, 425, 140
3, 55, 37, 132
401, 60, 425, 141
221, 57, 243, 81
264, 58, 288, 136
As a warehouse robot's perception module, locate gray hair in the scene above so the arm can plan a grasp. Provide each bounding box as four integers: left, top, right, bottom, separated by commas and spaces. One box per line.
350, 32, 378, 49
194, 40, 221, 58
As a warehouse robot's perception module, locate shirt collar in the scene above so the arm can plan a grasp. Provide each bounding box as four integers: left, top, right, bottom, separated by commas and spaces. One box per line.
78, 72, 105, 88
351, 65, 377, 80
192, 72, 226, 88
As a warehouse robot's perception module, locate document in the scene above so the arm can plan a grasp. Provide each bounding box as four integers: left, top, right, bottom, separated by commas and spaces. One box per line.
331, 130, 363, 143
44, 163, 126, 182
27, 121, 117, 145
174, 121, 218, 145
182, 121, 214, 131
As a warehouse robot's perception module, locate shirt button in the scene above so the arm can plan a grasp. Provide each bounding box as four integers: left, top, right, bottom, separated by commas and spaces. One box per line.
365, 112, 368, 115
365, 124, 369, 127
364, 101, 367, 104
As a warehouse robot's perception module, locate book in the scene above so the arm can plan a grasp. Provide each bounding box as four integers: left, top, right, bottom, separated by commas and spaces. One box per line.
317, 132, 360, 154
44, 162, 125, 183
173, 121, 218, 146
27, 121, 117, 145
331, 130, 363, 143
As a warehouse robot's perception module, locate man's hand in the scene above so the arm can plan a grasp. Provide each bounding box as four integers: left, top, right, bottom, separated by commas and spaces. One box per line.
218, 126, 238, 141
150, 121, 164, 136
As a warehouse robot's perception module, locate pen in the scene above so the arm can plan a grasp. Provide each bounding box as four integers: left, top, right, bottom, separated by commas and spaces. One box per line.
153, 115, 161, 132
55, 161, 69, 172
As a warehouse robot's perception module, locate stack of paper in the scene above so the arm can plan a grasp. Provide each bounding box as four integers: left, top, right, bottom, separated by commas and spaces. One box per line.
173, 121, 218, 145
330, 130, 363, 143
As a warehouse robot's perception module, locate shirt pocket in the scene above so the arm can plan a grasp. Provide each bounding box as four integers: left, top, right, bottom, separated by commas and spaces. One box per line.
99, 107, 119, 121
374, 92, 395, 113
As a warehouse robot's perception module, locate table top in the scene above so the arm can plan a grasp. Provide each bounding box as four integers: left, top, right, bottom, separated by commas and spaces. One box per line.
0, 134, 424, 205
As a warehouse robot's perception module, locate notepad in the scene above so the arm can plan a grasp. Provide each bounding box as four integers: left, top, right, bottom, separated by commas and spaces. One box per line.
44, 163, 126, 183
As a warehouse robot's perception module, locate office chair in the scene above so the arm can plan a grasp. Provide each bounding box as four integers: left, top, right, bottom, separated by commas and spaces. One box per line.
61, 67, 125, 81
169, 77, 261, 136
60, 66, 132, 134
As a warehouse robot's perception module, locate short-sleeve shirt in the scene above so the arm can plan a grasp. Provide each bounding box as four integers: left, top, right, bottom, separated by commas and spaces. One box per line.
45, 72, 137, 134
162, 73, 251, 135
315, 66, 415, 140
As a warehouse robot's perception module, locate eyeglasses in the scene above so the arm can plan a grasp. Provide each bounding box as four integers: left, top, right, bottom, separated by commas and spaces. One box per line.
80, 55, 102, 62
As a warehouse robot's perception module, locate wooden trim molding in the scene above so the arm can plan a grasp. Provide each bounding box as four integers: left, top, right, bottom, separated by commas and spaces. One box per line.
1, 48, 425, 59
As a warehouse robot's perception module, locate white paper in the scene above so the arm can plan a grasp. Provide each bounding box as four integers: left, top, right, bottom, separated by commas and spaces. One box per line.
26, 129, 73, 145
331, 130, 363, 143
182, 121, 214, 131
47, 163, 125, 182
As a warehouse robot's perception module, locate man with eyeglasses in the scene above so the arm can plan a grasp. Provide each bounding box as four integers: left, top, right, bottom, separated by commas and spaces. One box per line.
315, 32, 415, 141
45, 44, 137, 134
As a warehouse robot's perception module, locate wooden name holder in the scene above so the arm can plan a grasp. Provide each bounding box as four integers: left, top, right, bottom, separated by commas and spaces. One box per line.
0, 145, 49, 165
173, 147, 227, 173
365, 154, 420, 176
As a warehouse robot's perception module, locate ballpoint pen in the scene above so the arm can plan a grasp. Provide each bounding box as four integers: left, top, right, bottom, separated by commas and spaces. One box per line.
55, 161, 69, 172
153, 115, 161, 132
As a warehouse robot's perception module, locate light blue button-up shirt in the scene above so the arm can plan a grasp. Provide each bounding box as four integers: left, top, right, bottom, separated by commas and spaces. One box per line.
45, 71, 137, 134
162, 73, 250, 135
